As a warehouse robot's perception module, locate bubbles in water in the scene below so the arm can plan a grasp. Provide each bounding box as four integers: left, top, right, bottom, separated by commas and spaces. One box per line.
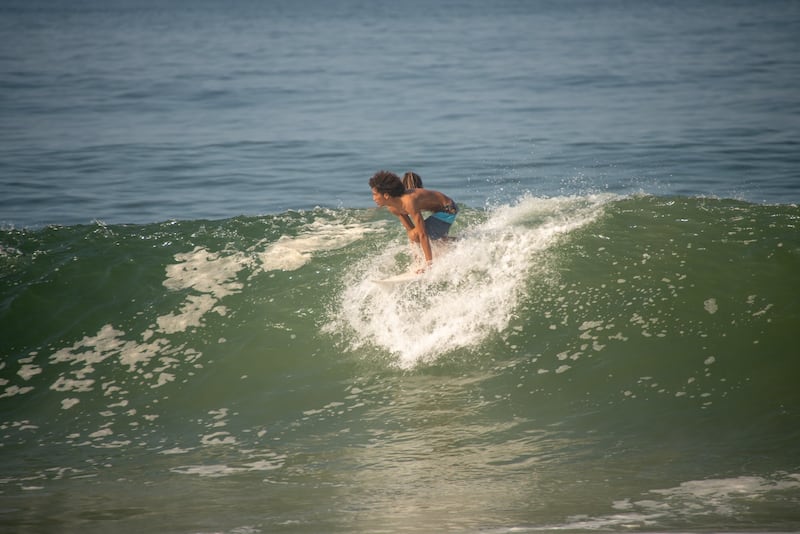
328, 194, 615, 367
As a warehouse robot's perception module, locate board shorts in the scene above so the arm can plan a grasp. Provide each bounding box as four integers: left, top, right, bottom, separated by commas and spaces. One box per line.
424, 202, 458, 240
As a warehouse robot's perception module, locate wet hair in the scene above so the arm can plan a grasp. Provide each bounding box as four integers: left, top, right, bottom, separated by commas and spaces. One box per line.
402, 171, 423, 189
369, 170, 405, 197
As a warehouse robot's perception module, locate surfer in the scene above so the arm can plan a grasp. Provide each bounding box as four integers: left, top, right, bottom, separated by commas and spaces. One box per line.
369, 170, 458, 268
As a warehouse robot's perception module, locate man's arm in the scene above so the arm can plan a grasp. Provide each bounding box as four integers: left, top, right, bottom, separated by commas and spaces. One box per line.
411, 211, 433, 263
387, 206, 419, 243
388, 207, 415, 231
401, 194, 434, 264
396, 214, 415, 232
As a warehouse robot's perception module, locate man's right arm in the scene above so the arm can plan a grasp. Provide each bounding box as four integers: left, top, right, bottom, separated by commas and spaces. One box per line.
387, 207, 417, 242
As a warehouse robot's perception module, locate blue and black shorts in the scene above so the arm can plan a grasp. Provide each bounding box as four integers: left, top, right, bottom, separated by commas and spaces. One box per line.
424, 202, 458, 240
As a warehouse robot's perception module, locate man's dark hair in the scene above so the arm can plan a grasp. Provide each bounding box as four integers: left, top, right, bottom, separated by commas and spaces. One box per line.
369, 170, 405, 197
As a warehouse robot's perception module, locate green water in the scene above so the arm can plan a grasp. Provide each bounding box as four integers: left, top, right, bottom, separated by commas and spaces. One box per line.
1, 196, 799, 532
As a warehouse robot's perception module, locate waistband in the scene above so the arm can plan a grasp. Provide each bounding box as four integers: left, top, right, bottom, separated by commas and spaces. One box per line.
430, 202, 458, 224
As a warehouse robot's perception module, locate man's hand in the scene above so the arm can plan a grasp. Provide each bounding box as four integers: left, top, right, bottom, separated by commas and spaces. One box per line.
415, 260, 432, 274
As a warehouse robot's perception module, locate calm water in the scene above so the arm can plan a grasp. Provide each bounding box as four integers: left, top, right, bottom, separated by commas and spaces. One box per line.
2, 1, 800, 533
1, 0, 798, 228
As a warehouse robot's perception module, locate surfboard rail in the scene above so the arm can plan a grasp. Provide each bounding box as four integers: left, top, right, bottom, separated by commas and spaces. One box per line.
371, 271, 421, 286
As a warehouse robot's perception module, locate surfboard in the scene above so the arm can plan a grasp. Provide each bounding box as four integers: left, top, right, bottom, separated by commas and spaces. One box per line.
371, 271, 421, 286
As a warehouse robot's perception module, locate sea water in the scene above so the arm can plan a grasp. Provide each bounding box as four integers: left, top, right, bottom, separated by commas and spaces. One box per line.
1, 1, 799, 532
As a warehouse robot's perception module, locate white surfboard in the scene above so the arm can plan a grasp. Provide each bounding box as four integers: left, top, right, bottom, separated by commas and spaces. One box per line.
371, 271, 421, 286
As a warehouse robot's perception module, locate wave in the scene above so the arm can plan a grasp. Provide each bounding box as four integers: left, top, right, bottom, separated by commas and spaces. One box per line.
1, 193, 798, 448
2, 193, 799, 532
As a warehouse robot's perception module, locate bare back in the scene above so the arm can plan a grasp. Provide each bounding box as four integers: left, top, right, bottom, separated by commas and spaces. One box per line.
399, 188, 454, 215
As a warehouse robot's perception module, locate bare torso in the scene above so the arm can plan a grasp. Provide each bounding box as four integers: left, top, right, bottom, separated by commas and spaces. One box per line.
397, 188, 454, 215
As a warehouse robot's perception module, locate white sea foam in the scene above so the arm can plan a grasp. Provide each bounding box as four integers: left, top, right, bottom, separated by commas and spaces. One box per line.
0, 385, 35, 398
159, 246, 249, 334
17, 364, 42, 381
163, 246, 249, 298
330, 194, 615, 368
257, 219, 383, 272
158, 220, 373, 335
554, 472, 800, 530
170, 456, 285, 478
61, 398, 80, 409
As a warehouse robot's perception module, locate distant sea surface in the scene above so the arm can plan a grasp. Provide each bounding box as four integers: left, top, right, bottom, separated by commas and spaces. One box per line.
1, 0, 799, 227
1, 1, 799, 533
